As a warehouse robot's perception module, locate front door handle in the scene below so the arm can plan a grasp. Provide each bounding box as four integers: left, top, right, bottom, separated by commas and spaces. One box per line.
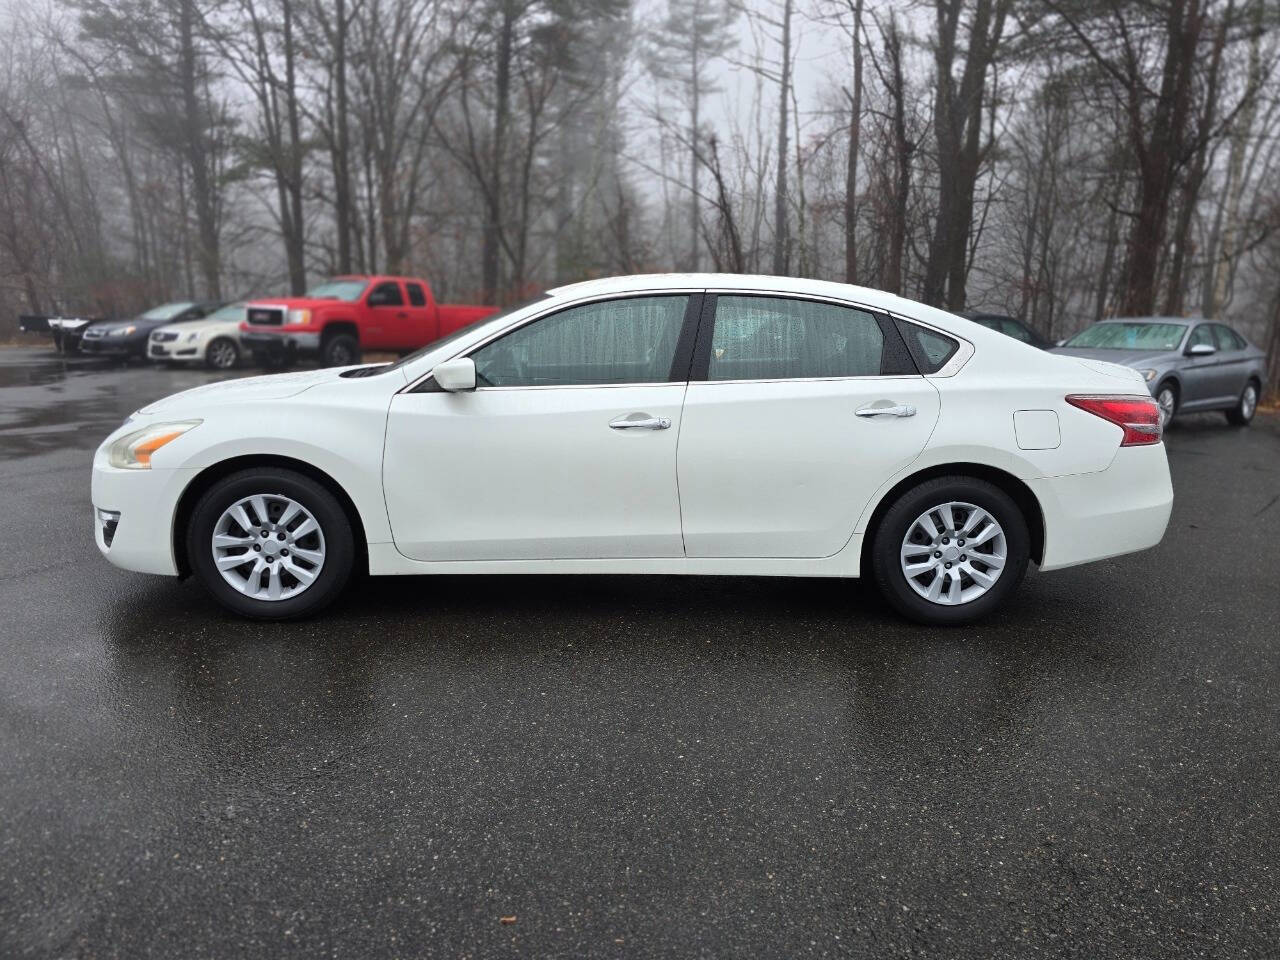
856, 403, 917, 418
610, 414, 672, 430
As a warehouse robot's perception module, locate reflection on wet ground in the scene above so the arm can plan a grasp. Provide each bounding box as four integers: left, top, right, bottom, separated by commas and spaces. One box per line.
1, 345, 1278, 958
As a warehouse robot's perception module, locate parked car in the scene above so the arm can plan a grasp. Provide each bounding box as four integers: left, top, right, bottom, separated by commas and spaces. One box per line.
148, 303, 248, 369
961, 312, 1052, 349
92, 274, 1173, 626
239, 275, 498, 368
20, 314, 110, 353
1051, 317, 1265, 427
80, 302, 218, 360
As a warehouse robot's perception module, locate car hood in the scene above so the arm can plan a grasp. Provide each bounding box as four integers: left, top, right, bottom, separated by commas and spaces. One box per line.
155, 317, 238, 335
1050, 346, 1180, 368
247, 297, 347, 311
137, 368, 349, 414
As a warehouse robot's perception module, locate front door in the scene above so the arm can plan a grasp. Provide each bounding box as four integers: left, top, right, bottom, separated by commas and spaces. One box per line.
677, 294, 941, 558
383, 294, 698, 561
364, 280, 408, 350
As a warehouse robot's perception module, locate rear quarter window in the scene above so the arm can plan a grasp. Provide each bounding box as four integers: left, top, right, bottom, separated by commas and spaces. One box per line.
895, 319, 959, 373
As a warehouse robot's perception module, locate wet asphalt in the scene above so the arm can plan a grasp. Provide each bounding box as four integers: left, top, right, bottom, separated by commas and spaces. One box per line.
0, 347, 1277, 959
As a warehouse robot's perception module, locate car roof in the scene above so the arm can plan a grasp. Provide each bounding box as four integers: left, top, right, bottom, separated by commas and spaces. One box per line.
546, 273, 964, 328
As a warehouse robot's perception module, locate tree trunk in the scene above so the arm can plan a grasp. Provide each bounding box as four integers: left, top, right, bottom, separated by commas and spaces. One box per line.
844, 0, 864, 285
333, 0, 353, 274
771, 0, 793, 276
178, 0, 220, 299
482, 2, 515, 303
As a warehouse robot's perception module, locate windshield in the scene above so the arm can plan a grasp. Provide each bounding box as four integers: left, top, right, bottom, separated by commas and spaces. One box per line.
306, 279, 369, 302
205, 303, 247, 322
1065, 322, 1186, 351
369, 295, 552, 377
141, 302, 196, 321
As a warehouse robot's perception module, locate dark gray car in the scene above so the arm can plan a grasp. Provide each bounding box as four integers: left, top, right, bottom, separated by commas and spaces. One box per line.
1052, 317, 1266, 427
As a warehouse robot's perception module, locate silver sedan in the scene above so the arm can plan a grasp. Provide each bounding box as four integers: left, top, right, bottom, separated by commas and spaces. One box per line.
1052, 317, 1266, 427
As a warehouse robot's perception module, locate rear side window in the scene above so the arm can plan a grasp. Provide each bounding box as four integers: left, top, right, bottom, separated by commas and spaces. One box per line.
708, 296, 885, 380
1001, 319, 1033, 343
406, 283, 427, 307
1212, 325, 1245, 351
895, 319, 959, 373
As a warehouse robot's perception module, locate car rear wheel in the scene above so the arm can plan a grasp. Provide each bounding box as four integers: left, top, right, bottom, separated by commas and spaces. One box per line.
1155, 382, 1178, 428
206, 337, 240, 370
187, 468, 355, 619
320, 333, 361, 368
871, 477, 1030, 625
1225, 380, 1259, 427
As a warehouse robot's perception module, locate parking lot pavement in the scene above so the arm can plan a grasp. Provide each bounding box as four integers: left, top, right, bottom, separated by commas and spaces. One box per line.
0, 347, 1277, 959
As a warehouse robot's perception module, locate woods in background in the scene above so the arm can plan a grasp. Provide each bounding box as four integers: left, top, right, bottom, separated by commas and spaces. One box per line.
1, 0, 1279, 390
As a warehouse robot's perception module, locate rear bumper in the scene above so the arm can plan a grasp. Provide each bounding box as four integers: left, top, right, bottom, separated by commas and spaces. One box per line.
1032, 443, 1173, 572
241, 328, 321, 356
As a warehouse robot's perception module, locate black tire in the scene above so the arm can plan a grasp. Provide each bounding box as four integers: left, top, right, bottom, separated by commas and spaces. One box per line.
871, 476, 1030, 626
206, 337, 240, 370
320, 332, 361, 368
1225, 379, 1259, 427
186, 468, 355, 620
1155, 380, 1179, 429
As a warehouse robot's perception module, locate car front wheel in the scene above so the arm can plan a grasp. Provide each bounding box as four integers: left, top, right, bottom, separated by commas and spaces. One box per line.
871, 477, 1030, 625
206, 337, 240, 370
186, 468, 355, 619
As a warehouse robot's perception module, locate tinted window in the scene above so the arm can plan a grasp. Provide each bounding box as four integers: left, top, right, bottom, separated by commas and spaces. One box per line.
406, 283, 427, 307
708, 296, 884, 380
141, 302, 197, 321
1000, 319, 1034, 343
1066, 322, 1185, 350
1212, 325, 1243, 351
367, 282, 404, 307
471, 296, 689, 387
895, 320, 959, 373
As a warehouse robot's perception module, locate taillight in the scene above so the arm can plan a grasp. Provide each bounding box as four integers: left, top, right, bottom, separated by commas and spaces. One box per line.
1066, 395, 1162, 446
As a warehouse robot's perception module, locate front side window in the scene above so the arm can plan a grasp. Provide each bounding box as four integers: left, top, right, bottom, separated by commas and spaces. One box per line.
1188, 325, 1215, 350
708, 296, 884, 381
367, 282, 404, 307
471, 295, 689, 387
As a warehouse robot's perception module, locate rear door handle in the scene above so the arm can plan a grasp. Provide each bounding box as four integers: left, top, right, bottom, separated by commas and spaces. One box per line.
855, 403, 916, 418
610, 414, 672, 430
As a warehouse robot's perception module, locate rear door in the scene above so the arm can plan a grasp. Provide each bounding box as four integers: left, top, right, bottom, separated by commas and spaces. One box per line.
404, 281, 434, 347
677, 293, 941, 559
363, 280, 408, 350
1211, 324, 1251, 402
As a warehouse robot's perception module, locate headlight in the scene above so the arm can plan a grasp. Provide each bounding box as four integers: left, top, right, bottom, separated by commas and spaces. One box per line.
108, 420, 201, 469
286, 309, 311, 325
111, 325, 137, 337
1138, 368, 1157, 382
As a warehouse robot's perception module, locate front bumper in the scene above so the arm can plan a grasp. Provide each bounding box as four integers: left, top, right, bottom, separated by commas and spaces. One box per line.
241, 328, 321, 357
91, 448, 193, 576
148, 340, 201, 361
80, 335, 146, 357
1032, 443, 1173, 572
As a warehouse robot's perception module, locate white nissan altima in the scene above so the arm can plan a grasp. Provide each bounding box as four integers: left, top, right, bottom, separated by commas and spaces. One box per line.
91, 274, 1173, 625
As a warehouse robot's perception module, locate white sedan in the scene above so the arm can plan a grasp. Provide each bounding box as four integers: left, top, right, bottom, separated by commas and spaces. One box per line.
92, 274, 1173, 625
147, 302, 248, 369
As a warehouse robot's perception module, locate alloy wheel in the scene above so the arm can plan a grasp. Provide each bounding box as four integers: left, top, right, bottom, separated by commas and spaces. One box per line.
1156, 387, 1176, 427
899, 501, 1007, 605
209, 340, 237, 369
211, 493, 326, 601
1242, 384, 1258, 420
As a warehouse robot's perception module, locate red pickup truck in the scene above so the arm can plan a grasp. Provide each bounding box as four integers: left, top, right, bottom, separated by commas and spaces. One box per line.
240, 275, 498, 367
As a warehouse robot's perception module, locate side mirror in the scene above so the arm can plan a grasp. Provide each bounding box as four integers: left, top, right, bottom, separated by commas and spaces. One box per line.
1055, 338, 1067, 347
432, 356, 476, 392
1186, 342, 1216, 357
